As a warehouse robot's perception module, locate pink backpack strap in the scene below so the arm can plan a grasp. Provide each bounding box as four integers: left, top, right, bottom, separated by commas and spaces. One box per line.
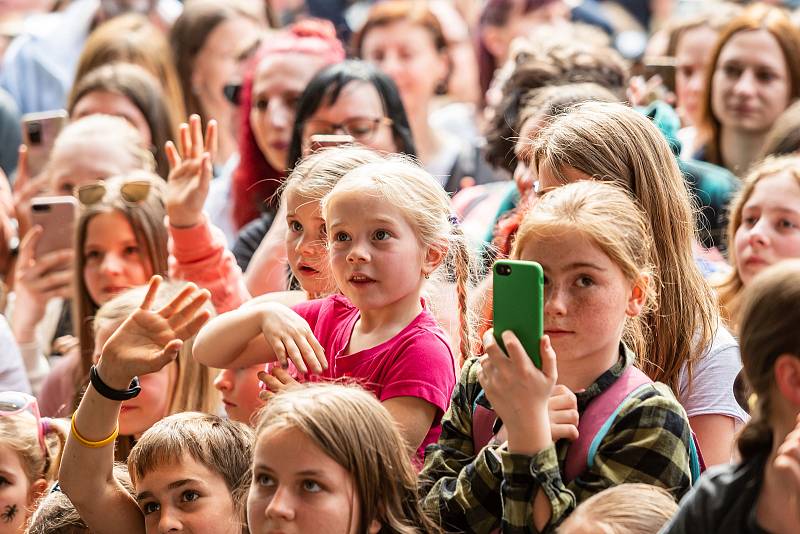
472, 404, 497, 452
563, 366, 652, 483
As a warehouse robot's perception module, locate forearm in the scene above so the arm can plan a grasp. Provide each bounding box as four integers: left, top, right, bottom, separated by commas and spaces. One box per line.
192, 305, 275, 368
244, 236, 289, 297
60, 376, 145, 533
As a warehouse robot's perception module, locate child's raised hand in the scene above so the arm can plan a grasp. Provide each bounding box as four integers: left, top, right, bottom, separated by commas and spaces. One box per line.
95, 276, 211, 390
164, 115, 217, 228
257, 367, 301, 400
259, 302, 327, 375
478, 330, 558, 455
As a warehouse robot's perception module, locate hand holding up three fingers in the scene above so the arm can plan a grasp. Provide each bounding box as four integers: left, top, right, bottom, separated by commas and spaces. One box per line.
164, 115, 217, 228
95, 276, 211, 390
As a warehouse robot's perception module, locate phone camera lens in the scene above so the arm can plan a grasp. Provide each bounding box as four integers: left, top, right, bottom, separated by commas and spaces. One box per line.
28, 122, 42, 145
497, 264, 512, 276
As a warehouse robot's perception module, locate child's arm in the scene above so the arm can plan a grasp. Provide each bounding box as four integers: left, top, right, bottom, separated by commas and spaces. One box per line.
192, 301, 327, 373
382, 397, 438, 453
244, 201, 290, 297
59, 277, 211, 534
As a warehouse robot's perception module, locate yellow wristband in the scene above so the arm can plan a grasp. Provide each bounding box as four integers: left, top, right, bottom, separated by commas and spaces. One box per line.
70, 414, 118, 449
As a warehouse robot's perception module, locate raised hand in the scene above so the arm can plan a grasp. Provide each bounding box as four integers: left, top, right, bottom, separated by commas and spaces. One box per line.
164, 115, 217, 228
95, 276, 211, 390
259, 302, 327, 375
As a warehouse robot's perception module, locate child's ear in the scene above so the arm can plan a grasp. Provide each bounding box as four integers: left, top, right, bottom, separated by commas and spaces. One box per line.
423, 243, 447, 277
774, 354, 800, 407
625, 273, 650, 317
481, 26, 507, 61
28, 477, 48, 506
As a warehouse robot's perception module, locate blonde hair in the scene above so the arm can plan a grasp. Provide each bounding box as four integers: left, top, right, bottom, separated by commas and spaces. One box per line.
321, 156, 477, 364
279, 146, 386, 296
254, 384, 441, 534
530, 101, 717, 393
736, 260, 800, 462
0, 409, 65, 485
557, 484, 678, 534
27, 464, 133, 534
717, 155, 800, 331
128, 413, 254, 531
512, 181, 655, 361
94, 281, 221, 419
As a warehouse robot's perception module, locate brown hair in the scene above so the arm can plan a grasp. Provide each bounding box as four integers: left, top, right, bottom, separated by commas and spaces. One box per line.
254, 384, 442, 534
663, 2, 742, 57
322, 155, 477, 365
512, 181, 656, 362
530, 101, 717, 393
557, 483, 678, 534
759, 100, 800, 159
73, 172, 169, 411
128, 413, 254, 529
169, 0, 264, 127
73, 13, 185, 126
716, 155, 800, 330
68, 63, 178, 180
698, 3, 800, 167
736, 260, 800, 462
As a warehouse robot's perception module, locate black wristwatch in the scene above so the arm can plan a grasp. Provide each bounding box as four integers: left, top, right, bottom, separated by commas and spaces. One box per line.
90, 365, 141, 401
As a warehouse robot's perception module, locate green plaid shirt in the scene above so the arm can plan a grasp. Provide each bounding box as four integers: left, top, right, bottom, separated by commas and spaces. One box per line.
419, 345, 693, 534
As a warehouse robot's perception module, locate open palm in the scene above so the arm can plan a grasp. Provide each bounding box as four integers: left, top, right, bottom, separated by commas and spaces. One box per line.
98, 276, 211, 387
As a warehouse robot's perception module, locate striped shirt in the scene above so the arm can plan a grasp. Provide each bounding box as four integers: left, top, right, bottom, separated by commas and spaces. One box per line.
419, 345, 693, 534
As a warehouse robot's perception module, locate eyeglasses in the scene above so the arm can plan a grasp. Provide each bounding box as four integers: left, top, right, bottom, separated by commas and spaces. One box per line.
304, 117, 394, 141
74, 180, 151, 206
0, 391, 46, 455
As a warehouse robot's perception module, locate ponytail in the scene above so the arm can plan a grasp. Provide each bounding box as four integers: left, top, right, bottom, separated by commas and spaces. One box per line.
450, 223, 478, 366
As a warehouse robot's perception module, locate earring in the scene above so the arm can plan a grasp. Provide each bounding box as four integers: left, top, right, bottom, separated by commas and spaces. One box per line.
424, 272, 430, 280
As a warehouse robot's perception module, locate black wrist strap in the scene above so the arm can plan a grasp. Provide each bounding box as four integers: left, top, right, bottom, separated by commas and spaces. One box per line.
90, 365, 141, 401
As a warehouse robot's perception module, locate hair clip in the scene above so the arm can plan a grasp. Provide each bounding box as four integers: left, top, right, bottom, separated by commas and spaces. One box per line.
448, 214, 460, 227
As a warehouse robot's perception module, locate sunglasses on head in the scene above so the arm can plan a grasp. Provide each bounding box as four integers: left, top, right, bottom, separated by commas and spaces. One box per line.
74, 180, 151, 206
0, 391, 48, 456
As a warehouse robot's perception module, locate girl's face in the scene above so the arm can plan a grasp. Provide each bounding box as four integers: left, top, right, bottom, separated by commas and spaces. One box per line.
250, 53, 329, 171
213, 365, 265, 425
248, 427, 374, 534
360, 20, 448, 116
711, 29, 792, 134
735, 171, 800, 285
48, 137, 141, 196
326, 188, 433, 317
71, 90, 153, 147
93, 323, 175, 437
301, 82, 398, 157
517, 230, 644, 365
284, 188, 330, 296
675, 24, 718, 127
0, 444, 43, 534
136, 453, 240, 534
192, 15, 262, 120
83, 210, 152, 306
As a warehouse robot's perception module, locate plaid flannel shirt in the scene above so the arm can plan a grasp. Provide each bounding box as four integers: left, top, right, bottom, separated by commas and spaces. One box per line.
419, 345, 693, 534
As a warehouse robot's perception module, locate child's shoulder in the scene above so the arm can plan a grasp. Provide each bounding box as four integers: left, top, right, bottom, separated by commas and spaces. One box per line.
614, 381, 691, 434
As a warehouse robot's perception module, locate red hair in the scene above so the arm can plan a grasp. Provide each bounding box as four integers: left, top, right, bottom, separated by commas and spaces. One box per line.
232, 19, 345, 229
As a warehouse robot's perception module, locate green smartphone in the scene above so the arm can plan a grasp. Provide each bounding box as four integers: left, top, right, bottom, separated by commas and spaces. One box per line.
493, 259, 544, 368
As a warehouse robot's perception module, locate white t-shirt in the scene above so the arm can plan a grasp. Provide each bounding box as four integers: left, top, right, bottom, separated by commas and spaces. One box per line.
0, 315, 31, 394
678, 323, 748, 424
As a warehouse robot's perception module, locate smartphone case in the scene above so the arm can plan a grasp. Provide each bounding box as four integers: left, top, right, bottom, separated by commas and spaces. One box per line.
493, 259, 544, 368
30, 196, 77, 259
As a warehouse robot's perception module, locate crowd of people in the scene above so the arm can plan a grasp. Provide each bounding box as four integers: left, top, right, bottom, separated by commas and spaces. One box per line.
0, 0, 799, 533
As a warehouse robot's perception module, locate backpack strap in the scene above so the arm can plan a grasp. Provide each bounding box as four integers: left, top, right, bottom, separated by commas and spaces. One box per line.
472, 391, 497, 452
563, 366, 652, 483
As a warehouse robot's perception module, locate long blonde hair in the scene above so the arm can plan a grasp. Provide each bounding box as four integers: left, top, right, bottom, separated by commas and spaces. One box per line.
512, 181, 656, 362
530, 101, 717, 392
321, 155, 477, 364
0, 407, 66, 485
93, 281, 221, 459
254, 384, 441, 534
717, 155, 800, 331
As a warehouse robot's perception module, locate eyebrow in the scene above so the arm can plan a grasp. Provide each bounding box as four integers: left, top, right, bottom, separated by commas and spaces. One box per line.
252, 464, 326, 479
565, 262, 606, 271
136, 479, 201, 501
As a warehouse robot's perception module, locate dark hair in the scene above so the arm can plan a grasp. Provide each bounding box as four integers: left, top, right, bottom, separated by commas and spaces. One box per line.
484, 41, 629, 174
68, 63, 177, 180
737, 260, 800, 462
287, 60, 416, 170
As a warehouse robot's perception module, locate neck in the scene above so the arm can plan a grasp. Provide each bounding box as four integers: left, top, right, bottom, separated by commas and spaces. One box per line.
757, 418, 800, 533
357, 289, 423, 336
720, 127, 766, 175
407, 104, 442, 167
555, 342, 620, 392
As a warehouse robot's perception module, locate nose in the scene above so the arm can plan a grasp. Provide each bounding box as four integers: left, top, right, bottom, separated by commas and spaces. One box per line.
268, 99, 292, 129
345, 239, 370, 264
158, 506, 182, 533
687, 69, 705, 94
99, 252, 125, 277
543, 283, 567, 317
296, 232, 322, 257
747, 218, 770, 248
213, 369, 232, 392
265, 486, 295, 521
733, 69, 757, 96
378, 51, 403, 79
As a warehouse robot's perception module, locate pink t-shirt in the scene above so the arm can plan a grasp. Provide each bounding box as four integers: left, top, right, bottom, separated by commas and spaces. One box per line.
290, 294, 457, 459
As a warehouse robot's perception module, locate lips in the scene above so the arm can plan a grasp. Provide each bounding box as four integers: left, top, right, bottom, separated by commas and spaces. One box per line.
222, 399, 237, 408
349, 273, 376, 284
744, 255, 769, 268
544, 329, 574, 337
